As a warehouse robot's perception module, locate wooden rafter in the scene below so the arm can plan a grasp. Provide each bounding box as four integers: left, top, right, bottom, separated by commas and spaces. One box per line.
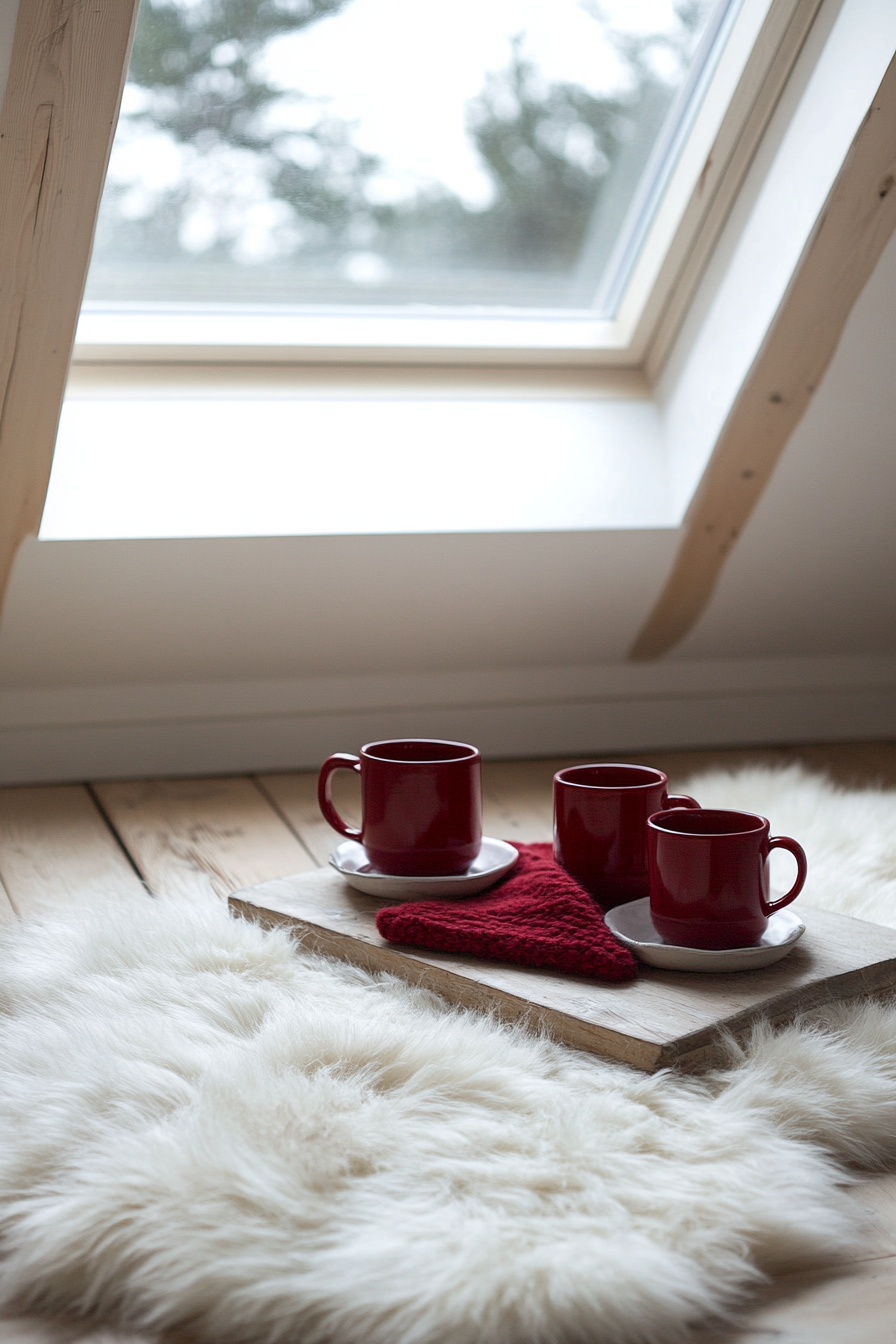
0, 0, 140, 610
630, 52, 896, 661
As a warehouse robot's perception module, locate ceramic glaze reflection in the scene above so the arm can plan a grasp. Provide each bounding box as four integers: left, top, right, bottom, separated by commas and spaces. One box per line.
553, 763, 699, 907
647, 808, 808, 950
319, 738, 482, 876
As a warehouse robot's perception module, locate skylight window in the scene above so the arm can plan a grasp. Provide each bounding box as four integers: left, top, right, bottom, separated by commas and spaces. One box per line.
83, 0, 735, 313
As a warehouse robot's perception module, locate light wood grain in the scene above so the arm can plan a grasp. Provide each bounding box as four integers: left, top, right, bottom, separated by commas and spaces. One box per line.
481, 760, 555, 842
95, 776, 317, 902
230, 870, 896, 1073
0, 784, 146, 916
696, 1171, 896, 1301
0, 0, 140, 611
257, 770, 354, 867
699, 1251, 896, 1343
631, 52, 896, 659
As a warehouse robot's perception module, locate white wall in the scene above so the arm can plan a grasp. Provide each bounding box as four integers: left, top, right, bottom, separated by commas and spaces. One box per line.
675, 228, 896, 663
41, 373, 671, 539
0, 529, 679, 686
3, 219, 896, 782
1, 0, 895, 782
4, 212, 896, 793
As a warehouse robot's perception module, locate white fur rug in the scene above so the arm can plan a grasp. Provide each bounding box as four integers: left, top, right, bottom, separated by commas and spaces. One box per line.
2, 766, 896, 1344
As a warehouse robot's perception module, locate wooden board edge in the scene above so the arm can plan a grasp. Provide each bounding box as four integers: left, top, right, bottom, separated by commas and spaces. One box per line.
228, 897, 665, 1072
661, 957, 896, 1072
231, 891, 896, 1076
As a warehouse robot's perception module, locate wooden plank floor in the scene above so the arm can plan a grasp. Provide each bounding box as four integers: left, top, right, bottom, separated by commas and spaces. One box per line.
1, 740, 896, 1344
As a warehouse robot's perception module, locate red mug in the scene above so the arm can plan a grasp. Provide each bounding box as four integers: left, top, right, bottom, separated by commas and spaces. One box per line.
318, 738, 482, 877
647, 808, 808, 950
553, 764, 700, 907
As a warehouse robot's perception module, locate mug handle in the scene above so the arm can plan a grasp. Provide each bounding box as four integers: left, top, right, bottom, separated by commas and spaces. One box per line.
664, 793, 701, 810
318, 754, 363, 840
763, 836, 808, 914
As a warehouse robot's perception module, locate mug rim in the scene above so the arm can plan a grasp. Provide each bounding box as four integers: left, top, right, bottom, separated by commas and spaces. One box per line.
648, 807, 768, 837
554, 763, 666, 790
362, 738, 480, 764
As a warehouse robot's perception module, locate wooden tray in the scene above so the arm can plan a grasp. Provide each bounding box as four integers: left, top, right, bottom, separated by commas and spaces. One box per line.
230, 869, 896, 1073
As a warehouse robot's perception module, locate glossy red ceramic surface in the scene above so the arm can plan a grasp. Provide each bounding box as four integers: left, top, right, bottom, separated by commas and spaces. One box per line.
318, 738, 482, 876
647, 808, 808, 950
552, 764, 700, 907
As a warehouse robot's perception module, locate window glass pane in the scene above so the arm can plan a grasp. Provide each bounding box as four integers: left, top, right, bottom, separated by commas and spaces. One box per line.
85, 0, 728, 312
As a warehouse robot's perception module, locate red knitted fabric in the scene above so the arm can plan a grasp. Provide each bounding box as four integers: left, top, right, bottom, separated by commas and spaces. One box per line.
375, 842, 637, 982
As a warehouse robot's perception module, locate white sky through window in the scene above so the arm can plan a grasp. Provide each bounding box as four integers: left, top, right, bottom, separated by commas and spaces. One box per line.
257, 0, 669, 208
85, 0, 724, 309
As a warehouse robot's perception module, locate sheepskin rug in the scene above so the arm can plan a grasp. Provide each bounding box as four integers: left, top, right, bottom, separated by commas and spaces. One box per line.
2, 765, 896, 1344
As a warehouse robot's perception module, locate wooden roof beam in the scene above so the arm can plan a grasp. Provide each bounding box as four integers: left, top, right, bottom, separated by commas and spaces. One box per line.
631, 53, 896, 661
0, 0, 140, 610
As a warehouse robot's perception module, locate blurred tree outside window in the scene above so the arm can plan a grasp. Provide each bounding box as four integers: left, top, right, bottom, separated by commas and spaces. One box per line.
84, 0, 723, 310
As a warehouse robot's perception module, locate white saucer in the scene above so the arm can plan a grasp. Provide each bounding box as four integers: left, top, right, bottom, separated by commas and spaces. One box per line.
604, 899, 806, 972
328, 837, 519, 899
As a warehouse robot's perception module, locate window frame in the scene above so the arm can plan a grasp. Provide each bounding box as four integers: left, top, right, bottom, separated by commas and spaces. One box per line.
72, 0, 824, 373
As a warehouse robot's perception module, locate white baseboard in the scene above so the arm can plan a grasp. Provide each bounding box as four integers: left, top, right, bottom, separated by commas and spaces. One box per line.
1, 654, 895, 784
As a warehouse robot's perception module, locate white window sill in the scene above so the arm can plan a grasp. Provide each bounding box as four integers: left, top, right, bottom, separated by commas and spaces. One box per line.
41, 370, 670, 539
